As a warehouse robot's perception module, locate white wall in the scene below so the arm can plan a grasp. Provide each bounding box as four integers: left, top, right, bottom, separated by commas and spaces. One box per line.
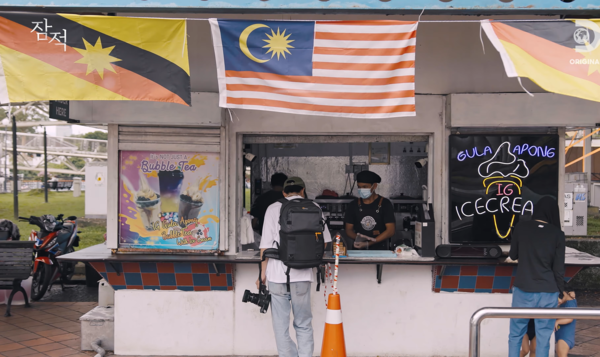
114, 264, 514, 356
450, 93, 600, 127
71, 92, 222, 126
115, 289, 235, 355
84, 163, 108, 218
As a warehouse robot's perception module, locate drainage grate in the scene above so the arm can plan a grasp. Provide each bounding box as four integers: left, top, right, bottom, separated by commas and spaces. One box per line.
576, 216, 584, 226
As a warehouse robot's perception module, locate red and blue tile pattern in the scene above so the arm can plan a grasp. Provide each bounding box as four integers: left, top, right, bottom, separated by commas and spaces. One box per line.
89, 262, 234, 291
432, 265, 582, 293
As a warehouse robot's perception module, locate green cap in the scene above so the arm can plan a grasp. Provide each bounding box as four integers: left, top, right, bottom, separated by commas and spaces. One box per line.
284, 177, 305, 189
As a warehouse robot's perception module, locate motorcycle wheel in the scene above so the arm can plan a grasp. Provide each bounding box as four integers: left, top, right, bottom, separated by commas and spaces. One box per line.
31, 263, 52, 301
60, 246, 76, 282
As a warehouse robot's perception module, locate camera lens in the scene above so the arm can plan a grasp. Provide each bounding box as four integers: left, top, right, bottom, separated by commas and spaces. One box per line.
242, 290, 251, 303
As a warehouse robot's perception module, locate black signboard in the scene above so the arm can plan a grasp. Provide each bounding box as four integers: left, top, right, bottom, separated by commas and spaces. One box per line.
449, 135, 559, 243
49, 101, 77, 122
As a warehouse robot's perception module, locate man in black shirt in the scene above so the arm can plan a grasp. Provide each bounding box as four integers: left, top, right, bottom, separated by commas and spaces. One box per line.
507, 196, 565, 357
251, 173, 288, 234
344, 171, 395, 250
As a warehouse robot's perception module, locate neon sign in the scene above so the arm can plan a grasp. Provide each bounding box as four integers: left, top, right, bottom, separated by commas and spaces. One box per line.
457, 143, 555, 161
453, 142, 534, 239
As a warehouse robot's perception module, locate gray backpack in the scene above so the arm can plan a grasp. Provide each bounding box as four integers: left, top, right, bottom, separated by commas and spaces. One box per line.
264, 198, 325, 291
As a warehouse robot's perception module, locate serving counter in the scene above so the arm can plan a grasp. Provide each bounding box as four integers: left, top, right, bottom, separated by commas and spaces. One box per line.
60, 244, 600, 357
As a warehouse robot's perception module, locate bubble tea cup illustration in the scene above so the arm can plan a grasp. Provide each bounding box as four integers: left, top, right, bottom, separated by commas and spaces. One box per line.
178, 181, 204, 227
478, 142, 530, 239
158, 170, 185, 215
135, 174, 161, 230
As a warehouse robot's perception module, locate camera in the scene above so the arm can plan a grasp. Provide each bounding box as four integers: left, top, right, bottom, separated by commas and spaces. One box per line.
242, 283, 271, 313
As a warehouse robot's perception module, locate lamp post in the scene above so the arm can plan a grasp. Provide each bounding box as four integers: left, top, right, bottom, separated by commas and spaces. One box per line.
11, 115, 17, 220
44, 127, 47, 203
1, 118, 8, 193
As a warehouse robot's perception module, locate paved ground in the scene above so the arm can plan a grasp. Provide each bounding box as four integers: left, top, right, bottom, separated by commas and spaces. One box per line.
2, 299, 600, 356
572, 317, 600, 356
0, 302, 96, 357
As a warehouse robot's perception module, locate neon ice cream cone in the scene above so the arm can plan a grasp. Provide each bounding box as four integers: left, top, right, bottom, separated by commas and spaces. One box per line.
478, 142, 530, 239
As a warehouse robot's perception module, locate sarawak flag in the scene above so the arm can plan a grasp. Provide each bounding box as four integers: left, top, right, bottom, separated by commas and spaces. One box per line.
0, 13, 190, 105
482, 19, 600, 103
210, 19, 417, 118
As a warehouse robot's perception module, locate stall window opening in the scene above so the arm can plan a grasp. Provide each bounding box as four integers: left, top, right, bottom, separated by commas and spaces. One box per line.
240, 137, 431, 253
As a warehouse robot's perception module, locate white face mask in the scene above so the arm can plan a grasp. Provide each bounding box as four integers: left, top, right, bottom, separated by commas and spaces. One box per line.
358, 188, 373, 199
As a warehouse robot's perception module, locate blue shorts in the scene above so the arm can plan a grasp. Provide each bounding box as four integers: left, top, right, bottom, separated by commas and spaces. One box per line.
556, 325, 575, 349
556, 299, 577, 349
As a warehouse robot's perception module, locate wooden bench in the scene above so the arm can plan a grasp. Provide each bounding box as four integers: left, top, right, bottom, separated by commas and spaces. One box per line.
0, 241, 34, 317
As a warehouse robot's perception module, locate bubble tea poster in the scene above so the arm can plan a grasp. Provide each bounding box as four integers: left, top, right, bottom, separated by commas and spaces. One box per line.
119, 151, 220, 251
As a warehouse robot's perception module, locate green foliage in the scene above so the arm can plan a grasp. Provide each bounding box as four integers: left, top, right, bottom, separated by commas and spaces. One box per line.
0, 191, 105, 249
76, 131, 108, 140
70, 157, 86, 170
589, 216, 600, 236
0, 105, 46, 134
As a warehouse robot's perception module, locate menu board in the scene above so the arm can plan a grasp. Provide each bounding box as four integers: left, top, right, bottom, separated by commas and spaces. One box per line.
449, 135, 559, 243
119, 151, 220, 251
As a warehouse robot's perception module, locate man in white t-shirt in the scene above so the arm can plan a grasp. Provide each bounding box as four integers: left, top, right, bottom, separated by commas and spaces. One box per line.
258, 176, 332, 357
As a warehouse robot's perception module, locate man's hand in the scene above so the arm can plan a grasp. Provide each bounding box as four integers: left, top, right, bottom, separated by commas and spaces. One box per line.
256, 271, 266, 290
354, 241, 369, 249
356, 233, 376, 242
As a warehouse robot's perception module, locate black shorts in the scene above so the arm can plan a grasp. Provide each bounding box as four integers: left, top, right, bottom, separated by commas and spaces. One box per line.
526, 319, 535, 340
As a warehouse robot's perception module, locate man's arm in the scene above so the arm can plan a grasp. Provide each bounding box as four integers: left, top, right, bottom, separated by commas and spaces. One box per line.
509, 227, 519, 260
345, 223, 357, 240
250, 196, 263, 230
553, 231, 566, 294
257, 248, 268, 289
556, 318, 574, 326
257, 205, 277, 289
370, 222, 396, 247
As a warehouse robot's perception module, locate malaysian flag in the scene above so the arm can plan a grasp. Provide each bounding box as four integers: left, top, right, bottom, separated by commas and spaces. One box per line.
209, 19, 417, 119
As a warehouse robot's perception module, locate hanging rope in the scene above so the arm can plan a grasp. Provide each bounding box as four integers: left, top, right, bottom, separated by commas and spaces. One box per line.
479, 22, 486, 55
517, 77, 535, 97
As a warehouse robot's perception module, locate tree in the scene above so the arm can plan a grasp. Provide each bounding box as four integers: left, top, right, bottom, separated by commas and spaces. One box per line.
76, 131, 107, 140
0, 103, 47, 133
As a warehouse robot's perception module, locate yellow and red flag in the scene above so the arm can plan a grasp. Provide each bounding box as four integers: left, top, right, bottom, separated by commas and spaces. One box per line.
482, 19, 600, 103
0, 12, 190, 105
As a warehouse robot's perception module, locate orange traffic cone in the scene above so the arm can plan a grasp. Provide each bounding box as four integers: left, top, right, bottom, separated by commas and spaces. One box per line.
321, 293, 346, 357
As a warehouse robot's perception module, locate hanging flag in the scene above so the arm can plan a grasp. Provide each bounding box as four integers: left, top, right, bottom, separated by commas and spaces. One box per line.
0, 13, 190, 105
482, 19, 600, 103
210, 19, 417, 118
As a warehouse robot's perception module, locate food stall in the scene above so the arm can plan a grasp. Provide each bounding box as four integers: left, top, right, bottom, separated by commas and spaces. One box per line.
38, 4, 600, 357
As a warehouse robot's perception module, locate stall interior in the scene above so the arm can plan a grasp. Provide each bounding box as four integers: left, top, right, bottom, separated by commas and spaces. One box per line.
241, 136, 431, 253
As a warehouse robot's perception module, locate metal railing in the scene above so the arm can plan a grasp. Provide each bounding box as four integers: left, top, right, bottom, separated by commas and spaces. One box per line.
0, 180, 86, 193
469, 307, 600, 357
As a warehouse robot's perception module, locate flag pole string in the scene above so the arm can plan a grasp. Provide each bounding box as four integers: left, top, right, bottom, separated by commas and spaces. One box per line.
126, 16, 581, 23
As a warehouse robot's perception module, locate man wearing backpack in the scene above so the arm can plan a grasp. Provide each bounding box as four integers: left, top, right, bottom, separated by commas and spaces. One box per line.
258, 176, 332, 357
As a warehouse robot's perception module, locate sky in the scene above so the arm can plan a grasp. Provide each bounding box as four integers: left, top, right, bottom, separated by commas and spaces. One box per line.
37, 122, 106, 137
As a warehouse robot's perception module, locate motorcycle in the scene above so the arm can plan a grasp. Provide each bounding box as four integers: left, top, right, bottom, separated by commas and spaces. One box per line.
20, 214, 80, 301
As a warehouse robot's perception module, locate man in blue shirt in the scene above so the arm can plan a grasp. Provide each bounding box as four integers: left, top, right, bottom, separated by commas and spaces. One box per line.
555, 291, 577, 357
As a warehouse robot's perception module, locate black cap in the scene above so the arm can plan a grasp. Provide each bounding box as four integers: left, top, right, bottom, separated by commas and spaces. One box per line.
356, 171, 381, 184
